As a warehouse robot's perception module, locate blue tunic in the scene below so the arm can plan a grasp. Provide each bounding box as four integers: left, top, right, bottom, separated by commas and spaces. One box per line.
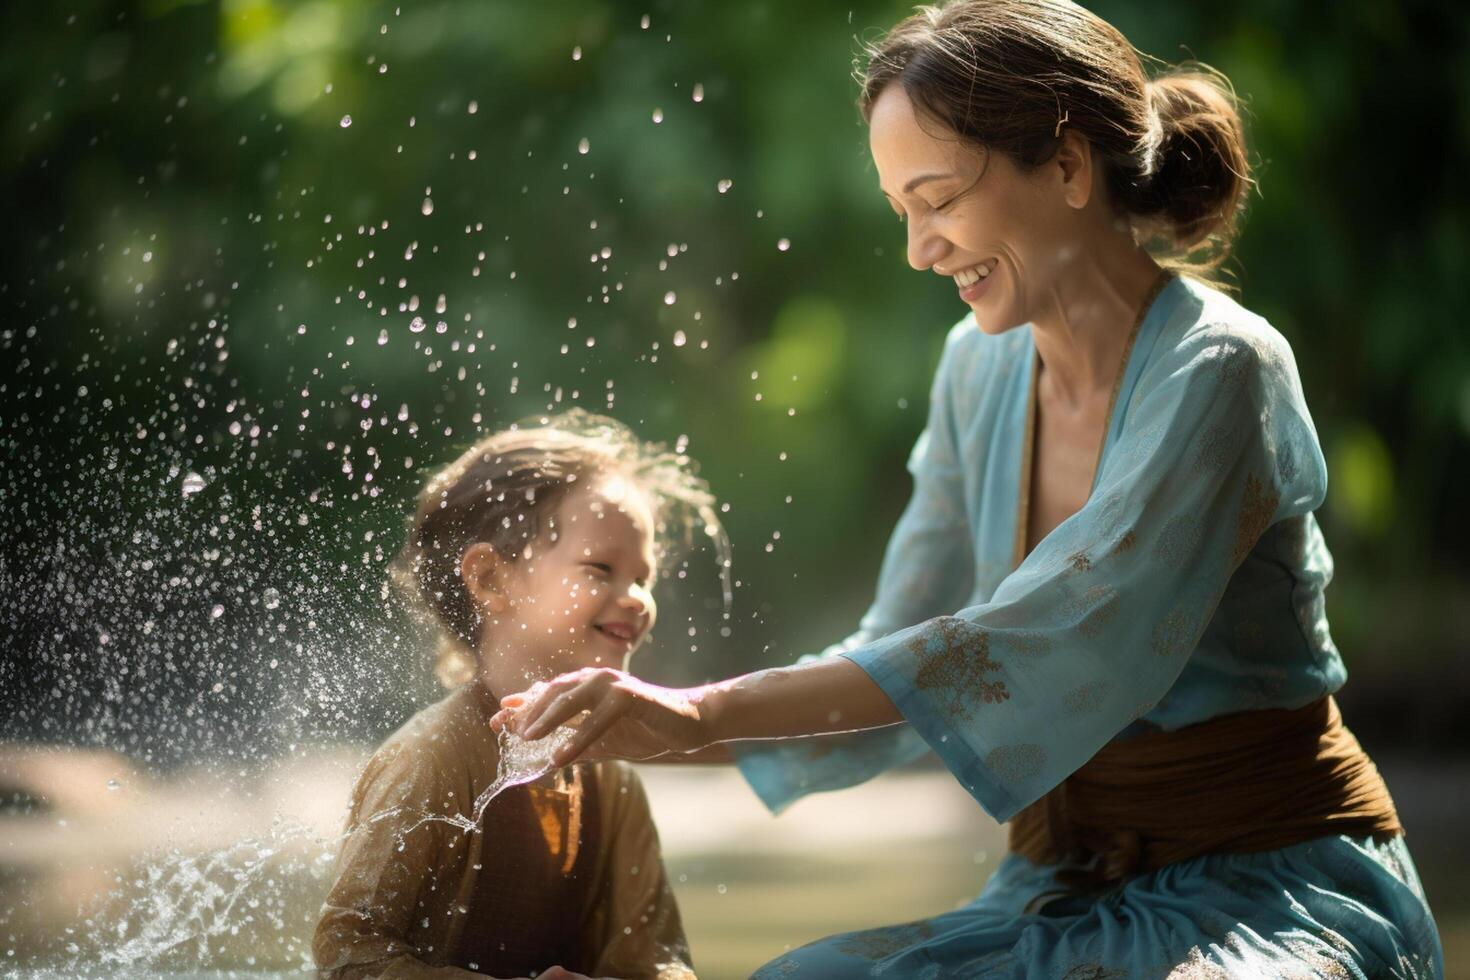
738, 276, 1443, 978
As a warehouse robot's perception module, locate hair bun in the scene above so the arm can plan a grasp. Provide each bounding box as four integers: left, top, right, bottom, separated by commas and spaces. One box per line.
1144, 70, 1252, 254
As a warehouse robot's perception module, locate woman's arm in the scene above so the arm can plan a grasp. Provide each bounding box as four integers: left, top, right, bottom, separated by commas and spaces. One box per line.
493, 656, 902, 767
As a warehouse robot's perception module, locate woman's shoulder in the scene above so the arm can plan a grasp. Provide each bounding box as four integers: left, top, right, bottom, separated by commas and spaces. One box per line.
1151, 277, 1303, 390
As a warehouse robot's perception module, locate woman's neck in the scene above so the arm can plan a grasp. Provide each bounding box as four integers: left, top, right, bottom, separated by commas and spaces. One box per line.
1027, 242, 1163, 409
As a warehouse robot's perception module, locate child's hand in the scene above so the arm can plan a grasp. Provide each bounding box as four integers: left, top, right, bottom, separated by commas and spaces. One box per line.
489, 668, 709, 766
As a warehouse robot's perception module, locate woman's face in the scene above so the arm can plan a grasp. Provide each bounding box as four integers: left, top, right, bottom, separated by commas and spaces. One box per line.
868, 84, 1089, 334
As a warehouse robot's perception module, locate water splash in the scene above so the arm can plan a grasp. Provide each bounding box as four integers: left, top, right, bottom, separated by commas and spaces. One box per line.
395, 726, 576, 839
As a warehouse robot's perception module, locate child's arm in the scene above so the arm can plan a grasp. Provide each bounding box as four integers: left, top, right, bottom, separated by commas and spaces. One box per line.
582, 764, 698, 980
313, 745, 488, 980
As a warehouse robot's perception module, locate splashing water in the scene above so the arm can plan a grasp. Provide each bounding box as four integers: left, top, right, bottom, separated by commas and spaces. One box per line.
396, 726, 576, 838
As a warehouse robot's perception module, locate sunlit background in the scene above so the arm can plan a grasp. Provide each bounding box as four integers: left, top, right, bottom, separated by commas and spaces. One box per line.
3, 1, 1467, 976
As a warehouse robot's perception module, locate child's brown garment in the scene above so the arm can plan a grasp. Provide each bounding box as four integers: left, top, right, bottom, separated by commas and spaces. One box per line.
313, 681, 695, 979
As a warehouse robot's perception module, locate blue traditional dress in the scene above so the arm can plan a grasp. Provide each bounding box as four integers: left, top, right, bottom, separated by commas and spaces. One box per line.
737, 275, 1443, 978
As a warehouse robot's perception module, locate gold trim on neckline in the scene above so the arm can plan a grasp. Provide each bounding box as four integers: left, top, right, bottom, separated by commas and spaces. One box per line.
1010, 270, 1174, 569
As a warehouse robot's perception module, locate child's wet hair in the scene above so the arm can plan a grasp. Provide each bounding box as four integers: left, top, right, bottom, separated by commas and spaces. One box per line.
391, 409, 726, 686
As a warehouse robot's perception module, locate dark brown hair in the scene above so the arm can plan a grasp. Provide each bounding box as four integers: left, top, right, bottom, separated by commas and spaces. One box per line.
859, 0, 1253, 276
391, 410, 726, 686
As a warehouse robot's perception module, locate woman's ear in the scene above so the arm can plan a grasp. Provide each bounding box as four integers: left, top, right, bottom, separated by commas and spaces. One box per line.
1053, 128, 1094, 210
460, 542, 511, 614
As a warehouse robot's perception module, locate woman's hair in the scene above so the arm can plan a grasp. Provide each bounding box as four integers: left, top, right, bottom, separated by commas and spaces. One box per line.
859, 0, 1253, 277
391, 409, 726, 686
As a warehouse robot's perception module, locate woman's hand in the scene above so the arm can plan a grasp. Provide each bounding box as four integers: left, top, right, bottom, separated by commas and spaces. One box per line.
489, 668, 714, 767
492, 657, 903, 766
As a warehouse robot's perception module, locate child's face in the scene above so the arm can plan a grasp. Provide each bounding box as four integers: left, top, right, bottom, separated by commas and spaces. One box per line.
487, 474, 659, 685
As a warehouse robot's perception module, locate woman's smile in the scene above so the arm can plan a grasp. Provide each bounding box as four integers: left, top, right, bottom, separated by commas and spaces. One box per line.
952, 260, 998, 303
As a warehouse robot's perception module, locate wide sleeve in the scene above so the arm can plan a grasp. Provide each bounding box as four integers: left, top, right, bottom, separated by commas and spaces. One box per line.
842, 323, 1328, 823
734, 326, 977, 812
583, 764, 696, 980
313, 744, 482, 980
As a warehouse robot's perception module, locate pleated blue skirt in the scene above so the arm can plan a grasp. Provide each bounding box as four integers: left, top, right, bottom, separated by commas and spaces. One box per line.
751, 834, 1442, 978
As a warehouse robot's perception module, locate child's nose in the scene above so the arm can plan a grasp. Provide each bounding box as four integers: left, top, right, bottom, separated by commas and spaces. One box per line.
619, 583, 652, 615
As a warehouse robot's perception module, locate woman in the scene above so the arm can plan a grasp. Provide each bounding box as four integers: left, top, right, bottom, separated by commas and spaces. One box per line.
493, 1, 1444, 975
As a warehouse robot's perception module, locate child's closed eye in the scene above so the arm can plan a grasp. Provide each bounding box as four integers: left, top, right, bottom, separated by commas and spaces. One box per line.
582, 562, 612, 578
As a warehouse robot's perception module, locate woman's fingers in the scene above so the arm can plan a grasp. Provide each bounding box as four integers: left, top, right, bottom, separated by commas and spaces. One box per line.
506, 668, 616, 739
551, 687, 631, 766
523, 672, 617, 739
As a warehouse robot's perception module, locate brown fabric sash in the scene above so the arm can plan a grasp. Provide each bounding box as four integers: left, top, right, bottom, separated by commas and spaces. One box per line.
1008, 696, 1401, 891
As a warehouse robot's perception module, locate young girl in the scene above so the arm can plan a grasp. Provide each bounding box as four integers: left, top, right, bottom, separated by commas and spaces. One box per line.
314, 411, 714, 980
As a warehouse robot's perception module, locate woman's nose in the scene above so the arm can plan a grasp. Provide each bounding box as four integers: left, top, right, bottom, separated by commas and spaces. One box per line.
906, 216, 950, 271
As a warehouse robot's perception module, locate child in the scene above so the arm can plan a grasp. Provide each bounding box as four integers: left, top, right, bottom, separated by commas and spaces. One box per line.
314, 411, 714, 979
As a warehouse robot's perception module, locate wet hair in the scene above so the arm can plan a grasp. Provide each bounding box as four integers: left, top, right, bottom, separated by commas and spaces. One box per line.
859, 0, 1253, 277
391, 409, 727, 687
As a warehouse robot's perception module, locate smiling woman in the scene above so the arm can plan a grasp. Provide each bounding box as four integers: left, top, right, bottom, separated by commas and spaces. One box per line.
494, 0, 1445, 976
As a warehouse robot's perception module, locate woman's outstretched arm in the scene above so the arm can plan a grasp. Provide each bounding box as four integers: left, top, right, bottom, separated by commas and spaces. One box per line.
489, 656, 903, 768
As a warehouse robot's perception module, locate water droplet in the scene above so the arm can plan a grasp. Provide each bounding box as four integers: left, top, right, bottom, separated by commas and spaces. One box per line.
181, 472, 207, 497
106, 778, 121, 791
716, 883, 727, 894
435, 293, 447, 314
692, 83, 705, 103
673, 330, 687, 347
717, 179, 733, 194
377, 329, 389, 345
262, 588, 281, 610
577, 137, 590, 155
663, 291, 676, 306
409, 316, 427, 333
651, 107, 664, 124
421, 197, 434, 216
777, 238, 791, 251
640, 13, 650, 29
572, 45, 583, 61
210, 604, 225, 620
467, 100, 478, 114
142, 251, 153, 263
339, 114, 352, 128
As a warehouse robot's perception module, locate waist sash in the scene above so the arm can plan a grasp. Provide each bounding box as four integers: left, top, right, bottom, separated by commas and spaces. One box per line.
1007, 696, 1401, 891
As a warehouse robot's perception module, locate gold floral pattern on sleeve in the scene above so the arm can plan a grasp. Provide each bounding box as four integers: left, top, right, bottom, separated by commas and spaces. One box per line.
1154, 514, 1202, 571
1193, 421, 1243, 473
1232, 473, 1280, 566
1006, 630, 1051, 659
1151, 605, 1197, 658
909, 616, 1009, 720
984, 743, 1047, 783
834, 920, 936, 959
1064, 679, 1111, 715
1063, 584, 1119, 638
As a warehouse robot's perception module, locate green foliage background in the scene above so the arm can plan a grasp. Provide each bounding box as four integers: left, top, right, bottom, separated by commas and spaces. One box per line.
3, 0, 1468, 754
